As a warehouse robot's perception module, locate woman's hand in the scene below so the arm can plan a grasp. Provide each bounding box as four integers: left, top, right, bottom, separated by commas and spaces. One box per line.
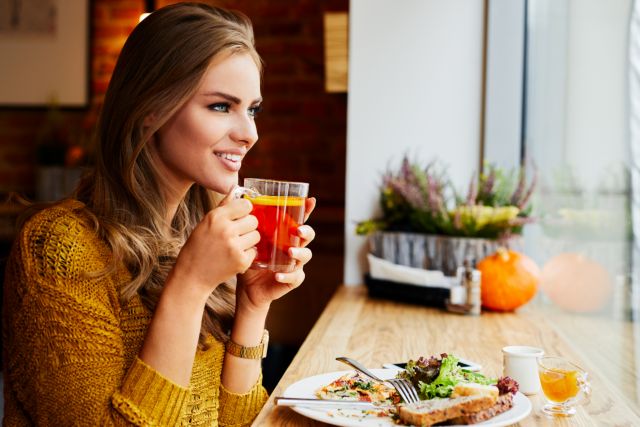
172, 194, 260, 296
236, 197, 316, 312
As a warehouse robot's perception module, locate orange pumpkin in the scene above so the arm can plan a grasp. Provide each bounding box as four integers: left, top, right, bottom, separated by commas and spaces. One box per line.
477, 249, 540, 311
540, 253, 612, 313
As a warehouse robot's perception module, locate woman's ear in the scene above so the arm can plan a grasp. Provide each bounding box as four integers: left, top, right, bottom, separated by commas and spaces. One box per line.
143, 114, 159, 145
143, 113, 157, 128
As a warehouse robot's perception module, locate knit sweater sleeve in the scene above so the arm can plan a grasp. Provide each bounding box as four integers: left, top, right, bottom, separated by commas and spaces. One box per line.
217, 374, 269, 426
2, 205, 189, 426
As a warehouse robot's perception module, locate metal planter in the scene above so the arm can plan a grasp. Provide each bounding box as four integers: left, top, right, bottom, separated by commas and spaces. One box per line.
368, 231, 521, 276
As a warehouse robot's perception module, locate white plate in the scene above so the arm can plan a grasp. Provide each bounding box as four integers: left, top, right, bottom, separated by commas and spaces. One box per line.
282, 369, 532, 427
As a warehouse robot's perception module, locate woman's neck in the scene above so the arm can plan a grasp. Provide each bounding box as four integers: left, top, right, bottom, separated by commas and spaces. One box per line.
162, 184, 190, 236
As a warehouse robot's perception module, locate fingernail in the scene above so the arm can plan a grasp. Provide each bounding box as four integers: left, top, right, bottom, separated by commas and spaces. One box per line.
275, 273, 284, 282
289, 247, 299, 257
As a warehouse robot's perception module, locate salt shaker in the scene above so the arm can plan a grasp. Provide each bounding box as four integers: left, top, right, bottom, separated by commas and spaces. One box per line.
462, 259, 482, 315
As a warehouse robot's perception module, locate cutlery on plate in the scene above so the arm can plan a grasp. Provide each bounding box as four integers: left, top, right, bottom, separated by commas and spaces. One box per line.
336, 356, 421, 404
274, 396, 393, 410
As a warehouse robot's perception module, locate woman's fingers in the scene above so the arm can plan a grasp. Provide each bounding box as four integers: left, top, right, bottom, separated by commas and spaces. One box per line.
303, 197, 316, 223
271, 246, 312, 286
241, 247, 258, 272
275, 268, 306, 288
297, 225, 315, 247
217, 185, 240, 207
216, 197, 253, 221
238, 229, 261, 250
235, 212, 258, 235
289, 247, 312, 265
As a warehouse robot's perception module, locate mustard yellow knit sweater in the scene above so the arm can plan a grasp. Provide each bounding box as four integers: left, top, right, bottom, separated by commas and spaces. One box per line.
2, 200, 268, 426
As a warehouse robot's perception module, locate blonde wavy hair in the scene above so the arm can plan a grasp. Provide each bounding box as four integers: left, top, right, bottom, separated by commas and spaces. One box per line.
75, 3, 262, 346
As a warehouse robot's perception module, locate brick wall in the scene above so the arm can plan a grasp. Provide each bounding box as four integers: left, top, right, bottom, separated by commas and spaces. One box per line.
0, 0, 348, 345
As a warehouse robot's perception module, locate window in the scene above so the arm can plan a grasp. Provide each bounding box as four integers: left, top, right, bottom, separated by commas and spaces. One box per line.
523, 0, 633, 316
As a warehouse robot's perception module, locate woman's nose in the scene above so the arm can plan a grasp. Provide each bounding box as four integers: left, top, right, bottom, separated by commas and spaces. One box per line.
230, 114, 258, 146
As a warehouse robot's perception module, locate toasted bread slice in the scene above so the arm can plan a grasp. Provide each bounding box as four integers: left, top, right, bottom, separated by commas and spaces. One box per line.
450, 382, 499, 399
448, 393, 514, 424
398, 394, 497, 426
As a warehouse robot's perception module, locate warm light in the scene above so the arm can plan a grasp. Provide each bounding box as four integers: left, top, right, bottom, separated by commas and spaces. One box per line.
139, 0, 155, 22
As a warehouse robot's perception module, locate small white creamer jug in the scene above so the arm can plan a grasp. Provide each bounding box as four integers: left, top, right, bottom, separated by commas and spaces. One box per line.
502, 345, 545, 395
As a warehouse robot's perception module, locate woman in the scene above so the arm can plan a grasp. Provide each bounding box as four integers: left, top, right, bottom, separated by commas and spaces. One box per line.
2, 3, 315, 426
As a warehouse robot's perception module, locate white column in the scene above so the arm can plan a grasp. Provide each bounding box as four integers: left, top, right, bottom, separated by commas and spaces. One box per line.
344, 0, 485, 284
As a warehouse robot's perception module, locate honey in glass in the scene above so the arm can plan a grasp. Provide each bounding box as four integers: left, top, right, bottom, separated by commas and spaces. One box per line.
537, 356, 590, 417
539, 369, 580, 402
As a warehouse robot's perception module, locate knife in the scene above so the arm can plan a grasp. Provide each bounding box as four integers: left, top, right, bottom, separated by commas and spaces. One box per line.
274, 396, 394, 410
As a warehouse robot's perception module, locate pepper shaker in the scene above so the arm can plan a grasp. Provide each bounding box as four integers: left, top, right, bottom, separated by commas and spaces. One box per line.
462, 259, 482, 315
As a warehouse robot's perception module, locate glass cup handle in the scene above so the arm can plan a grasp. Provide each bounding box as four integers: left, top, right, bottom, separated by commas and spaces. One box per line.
231, 186, 260, 199
577, 373, 592, 405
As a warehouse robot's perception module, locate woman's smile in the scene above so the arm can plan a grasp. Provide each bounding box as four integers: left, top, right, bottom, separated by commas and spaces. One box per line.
215, 150, 245, 171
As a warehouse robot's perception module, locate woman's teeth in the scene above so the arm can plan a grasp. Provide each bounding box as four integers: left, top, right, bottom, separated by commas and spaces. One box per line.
216, 153, 241, 162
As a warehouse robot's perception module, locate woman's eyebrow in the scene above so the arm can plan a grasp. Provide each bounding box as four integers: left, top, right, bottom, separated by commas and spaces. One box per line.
202, 91, 262, 105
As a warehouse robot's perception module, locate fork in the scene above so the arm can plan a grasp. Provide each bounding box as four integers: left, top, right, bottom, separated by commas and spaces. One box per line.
336, 356, 420, 404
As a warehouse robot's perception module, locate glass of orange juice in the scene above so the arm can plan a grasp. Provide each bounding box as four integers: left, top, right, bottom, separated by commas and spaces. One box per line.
538, 356, 591, 417
238, 178, 309, 273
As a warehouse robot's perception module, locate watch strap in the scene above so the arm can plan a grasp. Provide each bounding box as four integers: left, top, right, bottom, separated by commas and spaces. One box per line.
226, 329, 269, 359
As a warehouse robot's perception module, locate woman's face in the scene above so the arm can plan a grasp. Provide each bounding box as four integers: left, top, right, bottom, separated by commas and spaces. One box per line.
152, 51, 262, 198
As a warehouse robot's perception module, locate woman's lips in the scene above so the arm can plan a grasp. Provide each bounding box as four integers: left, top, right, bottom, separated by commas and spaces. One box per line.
215, 152, 242, 171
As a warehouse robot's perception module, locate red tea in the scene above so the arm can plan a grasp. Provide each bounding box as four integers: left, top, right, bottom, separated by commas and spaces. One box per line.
248, 195, 306, 272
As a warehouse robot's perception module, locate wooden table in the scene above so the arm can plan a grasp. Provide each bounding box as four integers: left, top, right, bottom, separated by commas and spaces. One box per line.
253, 285, 640, 426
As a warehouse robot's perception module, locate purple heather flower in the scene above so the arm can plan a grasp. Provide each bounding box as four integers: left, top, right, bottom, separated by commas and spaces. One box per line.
510, 169, 526, 206
426, 175, 440, 214
517, 168, 538, 210
390, 178, 426, 210
466, 172, 478, 205
481, 167, 496, 199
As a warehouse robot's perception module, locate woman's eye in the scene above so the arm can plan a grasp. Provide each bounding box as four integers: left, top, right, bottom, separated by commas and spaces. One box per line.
208, 103, 230, 113
248, 104, 263, 118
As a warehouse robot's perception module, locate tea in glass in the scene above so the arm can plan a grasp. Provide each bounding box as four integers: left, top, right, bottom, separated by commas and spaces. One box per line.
242, 179, 309, 273
538, 356, 590, 417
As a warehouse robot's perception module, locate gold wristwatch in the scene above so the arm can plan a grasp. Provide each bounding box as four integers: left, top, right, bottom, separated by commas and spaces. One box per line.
225, 329, 269, 359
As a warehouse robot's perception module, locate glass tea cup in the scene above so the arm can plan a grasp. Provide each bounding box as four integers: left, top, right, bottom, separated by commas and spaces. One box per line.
233, 178, 309, 273
538, 356, 591, 417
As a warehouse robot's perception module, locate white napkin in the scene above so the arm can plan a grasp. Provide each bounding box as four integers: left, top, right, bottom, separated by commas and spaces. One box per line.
367, 253, 454, 288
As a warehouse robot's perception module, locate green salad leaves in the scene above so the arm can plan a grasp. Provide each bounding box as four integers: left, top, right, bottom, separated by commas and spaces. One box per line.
399, 353, 496, 399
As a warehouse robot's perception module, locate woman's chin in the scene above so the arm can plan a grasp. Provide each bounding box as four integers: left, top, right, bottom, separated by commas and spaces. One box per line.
202, 177, 239, 195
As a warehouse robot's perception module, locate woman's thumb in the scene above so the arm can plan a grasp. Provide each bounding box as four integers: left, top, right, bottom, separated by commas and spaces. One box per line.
219, 185, 243, 206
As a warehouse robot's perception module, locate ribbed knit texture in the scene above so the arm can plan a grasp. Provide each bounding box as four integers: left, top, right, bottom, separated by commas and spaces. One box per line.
2, 199, 268, 426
